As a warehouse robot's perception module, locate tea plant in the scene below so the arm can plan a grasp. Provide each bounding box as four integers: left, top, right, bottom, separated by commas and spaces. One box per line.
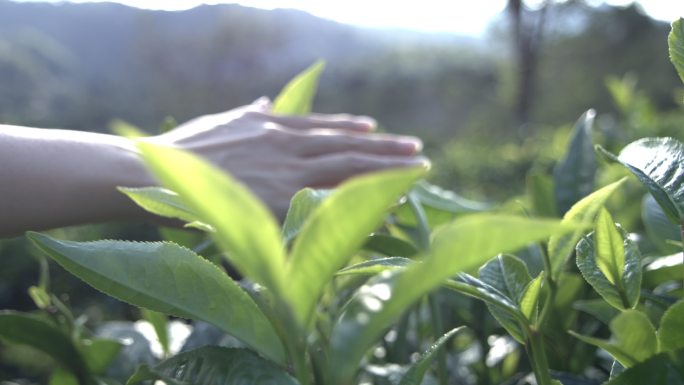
2, 18, 684, 385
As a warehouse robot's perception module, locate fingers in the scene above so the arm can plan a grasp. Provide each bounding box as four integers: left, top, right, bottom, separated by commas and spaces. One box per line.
292, 131, 423, 157
249, 111, 377, 132
300, 152, 430, 188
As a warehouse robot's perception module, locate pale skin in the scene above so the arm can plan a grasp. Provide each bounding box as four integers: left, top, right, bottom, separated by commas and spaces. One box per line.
0, 99, 428, 237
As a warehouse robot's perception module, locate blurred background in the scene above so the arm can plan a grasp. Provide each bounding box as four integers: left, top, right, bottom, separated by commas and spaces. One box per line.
1, 0, 684, 382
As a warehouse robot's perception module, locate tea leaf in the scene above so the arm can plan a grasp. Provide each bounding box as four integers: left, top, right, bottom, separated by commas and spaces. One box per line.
519, 272, 544, 324
141, 309, 169, 357
576, 229, 642, 310
527, 172, 557, 217
272, 60, 325, 115
282, 188, 330, 243
336, 257, 414, 276
642, 193, 682, 254
80, 338, 123, 375
136, 142, 286, 294
0, 311, 93, 384
669, 18, 684, 86
548, 178, 626, 279
479, 254, 532, 303
570, 310, 657, 367
285, 167, 425, 328
398, 327, 465, 385
604, 351, 684, 385
553, 110, 597, 215
595, 208, 625, 285
573, 299, 620, 325
597, 138, 684, 224
328, 214, 579, 383
659, 300, 684, 352
127, 346, 298, 385
27, 233, 285, 364
364, 234, 419, 258
118, 186, 208, 228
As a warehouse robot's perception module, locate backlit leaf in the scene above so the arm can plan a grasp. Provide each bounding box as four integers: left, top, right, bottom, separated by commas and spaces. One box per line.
282, 188, 330, 243
669, 18, 684, 86
272, 60, 325, 115
659, 300, 684, 352
595, 208, 625, 285
118, 187, 207, 228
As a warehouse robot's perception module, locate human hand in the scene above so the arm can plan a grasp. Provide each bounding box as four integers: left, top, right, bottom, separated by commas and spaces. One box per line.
149, 100, 429, 219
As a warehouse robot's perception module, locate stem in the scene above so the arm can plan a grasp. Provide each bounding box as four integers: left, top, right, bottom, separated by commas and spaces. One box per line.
428, 296, 448, 385
526, 328, 554, 385
407, 192, 430, 251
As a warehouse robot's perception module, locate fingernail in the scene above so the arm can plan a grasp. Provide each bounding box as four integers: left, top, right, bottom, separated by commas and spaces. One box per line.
356, 116, 377, 131
400, 138, 423, 153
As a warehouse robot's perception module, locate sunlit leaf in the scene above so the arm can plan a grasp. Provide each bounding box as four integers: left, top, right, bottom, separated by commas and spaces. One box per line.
285, 167, 425, 328
519, 272, 544, 324
576, 229, 642, 310
597, 138, 684, 223
282, 188, 330, 243
272, 60, 325, 115
118, 186, 205, 226
659, 300, 684, 352
570, 310, 657, 367
27, 233, 285, 364
336, 257, 414, 276
135, 141, 286, 294
595, 208, 625, 285
553, 110, 597, 215
669, 18, 684, 86
328, 214, 579, 383
127, 346, 298, 385
548, 178, 626, 279
363, 234, 419, 258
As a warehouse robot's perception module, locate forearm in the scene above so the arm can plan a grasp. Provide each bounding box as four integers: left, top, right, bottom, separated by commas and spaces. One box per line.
0, 125, 154, 237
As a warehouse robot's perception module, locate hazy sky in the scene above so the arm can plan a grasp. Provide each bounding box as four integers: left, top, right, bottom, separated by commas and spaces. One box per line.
10, 0, 684, 36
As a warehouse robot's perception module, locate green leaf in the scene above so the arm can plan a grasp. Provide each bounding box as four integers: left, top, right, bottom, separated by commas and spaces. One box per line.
642, 193, 682, 254
659, 300, 684, 352
527, 172, 557, 217
398, 327, 465, 385
272, 60, 325, 115
135, 141, 286, 294
28, 285, 51, 309
598, 138, 684, 223
27, 233, 285, 364
285, 167, 425, 328
479, 254, 532, 303
595, 208, 625, 285
553, 110, 597, 215
548, 178, 626, 279
573, 299, 620, 325
80, 338, 123, 375
0, 311, 93, 385
336, 257, 414, 276
519, 272, 544, 324
282, 188, 330, 243
363, 234, 419, 258
117, 187, 207, 227
328, 214, 579, 383
605, 351, 684, 385
576, 229, 642, 310
141, 309, 169, 357
126, 346, 298, 385
669, 18, 684, 86
570, 309, 657, 367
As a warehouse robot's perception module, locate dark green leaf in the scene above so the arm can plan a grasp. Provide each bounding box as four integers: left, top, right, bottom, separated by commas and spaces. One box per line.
642, 193, 682, 254
328, 214, 579, 383
553, 110, 597, 215
126, 346, 298, 385
669, 18, 684, 86
479, 254, 532, 303
363, 234, 419, 257
80, 339, 123, 375
659, 300, 684, 352
548, 179, 626, 279
398, 327, 465, 385
0, 311, 93, 384
285, 167, 425, 328
576, 229, 642, 310
135, 141, 286, 296
272, 60, 325, 115
282, 188, 330, 243
27, 233, 285, 364
573, 299, 620, 325
598, 138, 684, 223
604, 351, 684, 385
